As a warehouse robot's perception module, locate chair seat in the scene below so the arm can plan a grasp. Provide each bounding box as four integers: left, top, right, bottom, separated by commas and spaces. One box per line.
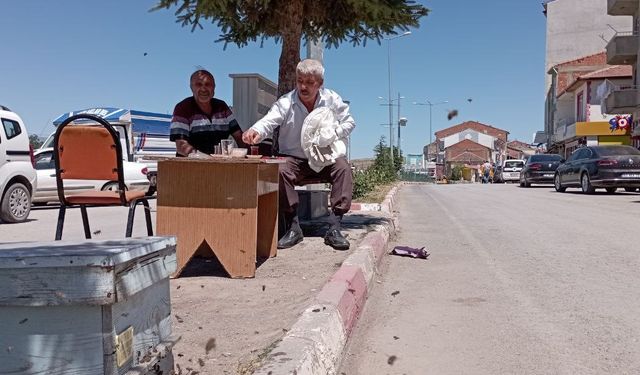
298, 177, 328, 185
66, 190, 146, 205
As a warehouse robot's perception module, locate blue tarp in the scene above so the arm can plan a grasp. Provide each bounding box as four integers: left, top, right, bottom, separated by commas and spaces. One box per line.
52, 107, 172, 135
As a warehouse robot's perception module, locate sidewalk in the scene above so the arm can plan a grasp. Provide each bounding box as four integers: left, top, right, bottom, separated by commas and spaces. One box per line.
170, 187, 398, 374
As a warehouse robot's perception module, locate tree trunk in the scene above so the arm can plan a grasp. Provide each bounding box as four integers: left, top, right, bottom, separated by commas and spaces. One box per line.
277, 0, 304, 96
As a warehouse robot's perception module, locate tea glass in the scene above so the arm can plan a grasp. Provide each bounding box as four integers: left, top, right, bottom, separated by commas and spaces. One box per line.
220, 140, 233, 156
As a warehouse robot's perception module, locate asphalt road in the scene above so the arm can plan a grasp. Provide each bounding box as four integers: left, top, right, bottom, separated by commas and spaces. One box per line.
0, 201, 157, 242
341, 183, 640, 375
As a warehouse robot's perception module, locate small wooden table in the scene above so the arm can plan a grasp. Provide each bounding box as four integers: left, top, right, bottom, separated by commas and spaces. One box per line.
156, 157, 281, 278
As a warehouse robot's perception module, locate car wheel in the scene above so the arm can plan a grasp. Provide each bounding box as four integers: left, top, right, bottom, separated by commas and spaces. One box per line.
624, 187, 637, 192
102, 182, 128, 192
580, 172, 595, 194
554, 174, 566, 192
605, 187, 617, 194
0, 182, 31, 223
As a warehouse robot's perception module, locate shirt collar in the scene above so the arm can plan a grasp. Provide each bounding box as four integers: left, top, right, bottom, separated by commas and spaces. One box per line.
292, 88, 326, 109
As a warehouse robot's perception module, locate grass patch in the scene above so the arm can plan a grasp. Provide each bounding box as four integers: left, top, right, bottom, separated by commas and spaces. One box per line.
353, 183, 395, 203
237, 338, 282, 375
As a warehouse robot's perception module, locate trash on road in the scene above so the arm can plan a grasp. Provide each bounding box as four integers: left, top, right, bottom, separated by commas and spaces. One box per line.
390, 246, 429, 259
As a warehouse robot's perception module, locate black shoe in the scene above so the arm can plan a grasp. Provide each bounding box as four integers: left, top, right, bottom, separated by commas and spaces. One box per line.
324, 229, 350, 250
277, 229, 304, 249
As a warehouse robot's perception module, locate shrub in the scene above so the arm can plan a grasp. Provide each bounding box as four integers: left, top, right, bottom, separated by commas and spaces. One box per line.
449, 165, 464, 181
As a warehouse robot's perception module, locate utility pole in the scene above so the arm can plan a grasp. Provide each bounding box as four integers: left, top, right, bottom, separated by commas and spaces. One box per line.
397, 92, 402, 153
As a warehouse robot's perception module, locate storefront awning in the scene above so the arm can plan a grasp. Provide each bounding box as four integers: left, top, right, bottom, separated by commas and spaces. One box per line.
575, 121, 630, 136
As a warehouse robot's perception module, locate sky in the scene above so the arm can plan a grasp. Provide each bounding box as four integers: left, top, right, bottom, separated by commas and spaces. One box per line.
1, 1, 546, 159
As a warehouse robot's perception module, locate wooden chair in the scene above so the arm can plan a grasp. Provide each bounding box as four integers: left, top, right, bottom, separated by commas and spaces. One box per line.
53, 114, 153, 240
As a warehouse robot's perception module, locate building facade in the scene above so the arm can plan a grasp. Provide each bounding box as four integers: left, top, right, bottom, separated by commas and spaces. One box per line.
541, 0, 632, 146
544, 0, 631, 90
433, 121, 509, 179
604, 0, 640, 148
548, 60, 634, 158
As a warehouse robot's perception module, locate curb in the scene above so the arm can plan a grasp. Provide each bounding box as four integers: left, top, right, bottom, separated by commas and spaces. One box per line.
253, 184, 400, 375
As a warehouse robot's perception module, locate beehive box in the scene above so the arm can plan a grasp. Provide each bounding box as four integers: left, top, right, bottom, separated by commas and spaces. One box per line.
0, 237, 177, 374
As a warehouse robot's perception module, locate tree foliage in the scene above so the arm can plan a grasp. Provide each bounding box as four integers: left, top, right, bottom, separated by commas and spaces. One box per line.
153, 0, 429, 95
28, 134, 43, 150
353, 137, 401, 199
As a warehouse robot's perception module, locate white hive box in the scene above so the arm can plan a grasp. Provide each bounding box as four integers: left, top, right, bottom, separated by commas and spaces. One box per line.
0, 236, 177, 375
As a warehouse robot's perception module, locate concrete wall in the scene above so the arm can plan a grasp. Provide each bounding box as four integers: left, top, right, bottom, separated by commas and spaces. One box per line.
229, 73, 278, 131
545, 0, 632, 90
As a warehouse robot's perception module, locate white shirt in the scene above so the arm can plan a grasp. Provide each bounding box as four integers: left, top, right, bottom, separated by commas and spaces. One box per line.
250, 88, 356, 159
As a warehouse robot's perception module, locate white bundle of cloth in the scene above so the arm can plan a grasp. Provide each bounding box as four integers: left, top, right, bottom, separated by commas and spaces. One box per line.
301, 107, 347, 172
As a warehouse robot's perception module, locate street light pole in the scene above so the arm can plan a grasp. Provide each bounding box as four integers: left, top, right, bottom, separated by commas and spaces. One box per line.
413, 100, 448, 159
384, 31, 411, 161
397, 92, 402, 152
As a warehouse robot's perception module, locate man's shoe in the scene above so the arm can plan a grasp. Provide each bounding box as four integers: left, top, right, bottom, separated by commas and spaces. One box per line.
324, 229, 350, 250
277, 229, 304, 249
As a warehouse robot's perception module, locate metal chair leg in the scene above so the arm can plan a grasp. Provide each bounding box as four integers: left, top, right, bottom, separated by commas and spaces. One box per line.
80, 205, 91, 239
126, 200, 138, 237
55, 205, 66, 240
142, 199, 153, 236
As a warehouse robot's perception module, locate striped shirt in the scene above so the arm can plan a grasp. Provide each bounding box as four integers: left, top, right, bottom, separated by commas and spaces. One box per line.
170, 97, 241, 154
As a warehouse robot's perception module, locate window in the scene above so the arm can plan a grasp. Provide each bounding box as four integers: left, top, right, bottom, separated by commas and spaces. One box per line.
576, 93, 585, 122
2, 118, 22, 140
573, 148, 592, 160
34, 151, 55, 170
504, 160, 524, 168
530, 154, 562, 162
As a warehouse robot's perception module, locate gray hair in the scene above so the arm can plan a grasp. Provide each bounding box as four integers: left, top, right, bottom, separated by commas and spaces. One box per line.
296, 59, 324, 80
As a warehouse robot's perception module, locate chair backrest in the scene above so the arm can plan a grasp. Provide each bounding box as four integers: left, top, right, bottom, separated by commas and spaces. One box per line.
53, 114, 127, 205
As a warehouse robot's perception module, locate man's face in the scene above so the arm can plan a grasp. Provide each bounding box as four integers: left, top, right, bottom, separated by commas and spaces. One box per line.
296, 73, 322, 103
190, 73, 215, 105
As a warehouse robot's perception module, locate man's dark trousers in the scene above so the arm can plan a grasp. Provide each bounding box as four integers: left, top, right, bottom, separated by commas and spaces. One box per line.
278, 156, 352, 218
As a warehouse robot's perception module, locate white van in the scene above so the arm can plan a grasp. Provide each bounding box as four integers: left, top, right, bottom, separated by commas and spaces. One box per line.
0, 105, 37, 222
500, 159, 525, 182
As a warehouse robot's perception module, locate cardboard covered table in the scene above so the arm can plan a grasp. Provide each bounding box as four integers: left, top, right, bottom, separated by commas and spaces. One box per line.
156, 157, 281, 278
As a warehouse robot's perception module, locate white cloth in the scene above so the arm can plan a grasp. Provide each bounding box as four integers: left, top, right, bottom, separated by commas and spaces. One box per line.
249, 88, 355, 159
301, 107, 348, 172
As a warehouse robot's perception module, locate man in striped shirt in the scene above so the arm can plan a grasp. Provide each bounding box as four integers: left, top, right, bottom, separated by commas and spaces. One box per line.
170, 69, 244, 156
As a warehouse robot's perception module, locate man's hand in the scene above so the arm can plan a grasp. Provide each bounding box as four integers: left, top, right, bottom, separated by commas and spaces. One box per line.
242, 129, 262, 145
175, 139, 195, 156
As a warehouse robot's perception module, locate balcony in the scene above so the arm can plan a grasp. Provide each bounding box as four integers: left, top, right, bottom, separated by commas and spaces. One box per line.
608, 0, 638, 15
606, 33, 639, 65
603, 87, 639, 114
553, 119, 577, 142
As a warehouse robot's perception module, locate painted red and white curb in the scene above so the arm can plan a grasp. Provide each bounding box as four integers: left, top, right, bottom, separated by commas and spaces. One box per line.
254, 184, 399, 375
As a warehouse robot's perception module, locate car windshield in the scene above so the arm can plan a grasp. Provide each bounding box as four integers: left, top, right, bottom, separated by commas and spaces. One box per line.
531, 154, 562, 162
504, 161, 524, 168
596, 146, 640, 156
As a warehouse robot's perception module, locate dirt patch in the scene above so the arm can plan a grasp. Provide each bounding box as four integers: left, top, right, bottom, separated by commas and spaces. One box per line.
169, 212, 390, 374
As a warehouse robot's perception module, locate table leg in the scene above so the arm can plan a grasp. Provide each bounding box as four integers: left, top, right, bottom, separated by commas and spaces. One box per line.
157, 207, 258, 278
257, 191, 278, 259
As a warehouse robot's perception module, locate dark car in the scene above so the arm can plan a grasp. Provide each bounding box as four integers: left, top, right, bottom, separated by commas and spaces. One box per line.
554, 145, 640, 194
519, 154, 564, 187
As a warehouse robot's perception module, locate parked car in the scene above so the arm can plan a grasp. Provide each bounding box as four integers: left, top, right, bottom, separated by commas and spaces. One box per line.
32, 147, 150, 204
519, 154, 564, 187
554, 145, 640, 194
498, 159, 525, 183
0, 105, 37, 222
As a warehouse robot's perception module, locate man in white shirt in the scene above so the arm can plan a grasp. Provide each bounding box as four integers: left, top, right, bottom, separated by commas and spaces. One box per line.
243, 59, 355, 250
